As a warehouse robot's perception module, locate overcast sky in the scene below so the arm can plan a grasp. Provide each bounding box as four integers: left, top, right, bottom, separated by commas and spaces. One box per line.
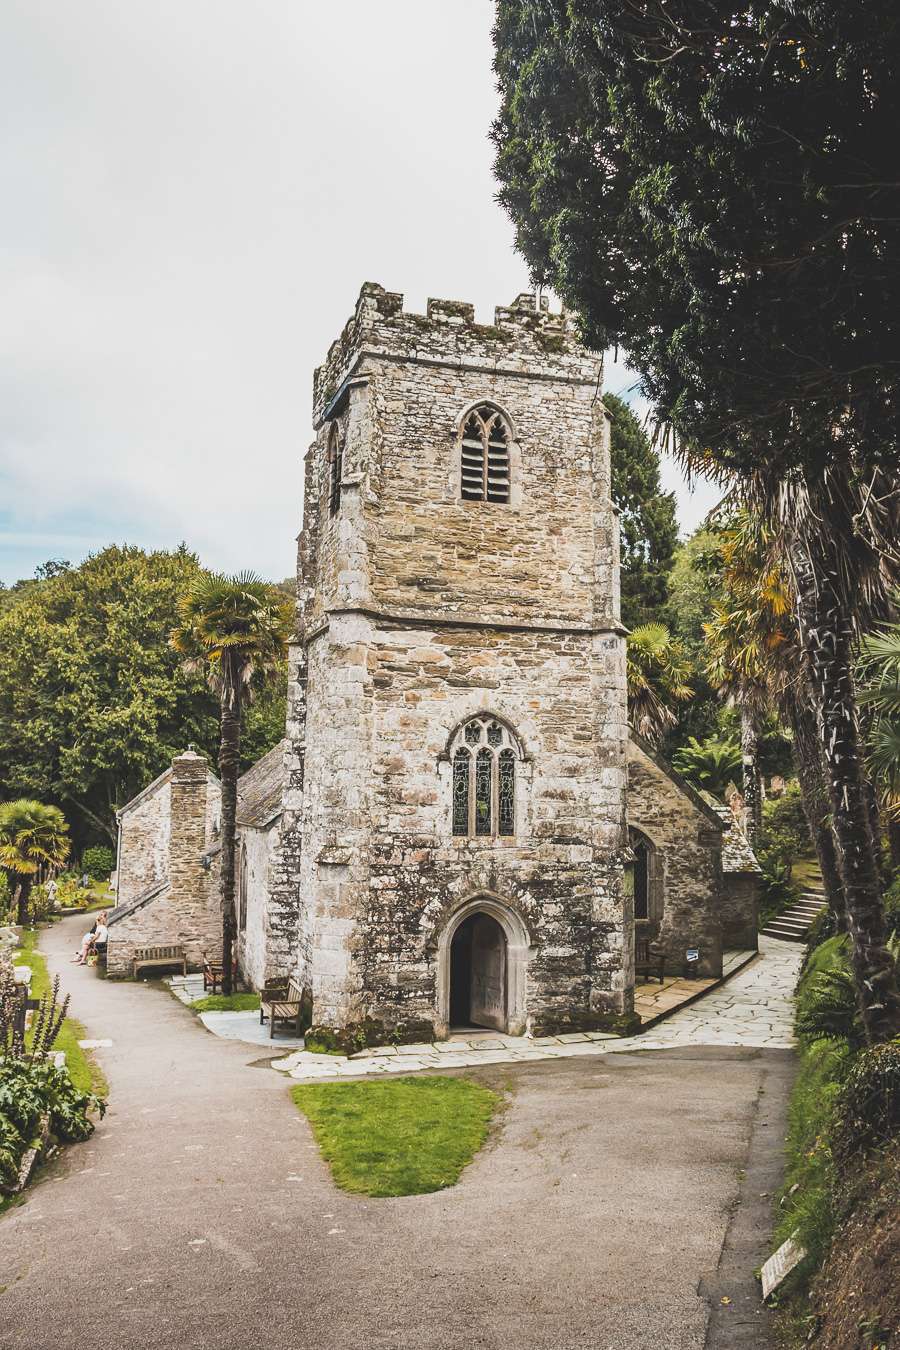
0, 0, 718, 588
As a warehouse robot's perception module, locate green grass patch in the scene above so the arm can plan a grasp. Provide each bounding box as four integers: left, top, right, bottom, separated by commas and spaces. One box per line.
14, 928, 107, 1097
291, 1075, 500, 1197
189, 993, 260, 1013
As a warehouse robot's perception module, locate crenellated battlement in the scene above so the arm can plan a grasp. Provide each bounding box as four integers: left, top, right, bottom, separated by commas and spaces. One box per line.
312, 282, 597, 427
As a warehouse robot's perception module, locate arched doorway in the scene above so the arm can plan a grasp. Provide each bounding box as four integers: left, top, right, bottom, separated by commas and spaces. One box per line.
449, 912, 508, 1032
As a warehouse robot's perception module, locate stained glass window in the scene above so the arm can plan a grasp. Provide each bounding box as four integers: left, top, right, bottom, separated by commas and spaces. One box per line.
487, 722, 502, 746
498, 751, 515, 835
453, 750, 470, 835
475, 749, 492, 836
465, 722, 482, 745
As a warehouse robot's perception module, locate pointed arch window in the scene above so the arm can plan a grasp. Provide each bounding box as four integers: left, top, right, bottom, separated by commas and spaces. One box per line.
450, 718, 520, 837
460, 407, 511, 503
327, 422, 343, 517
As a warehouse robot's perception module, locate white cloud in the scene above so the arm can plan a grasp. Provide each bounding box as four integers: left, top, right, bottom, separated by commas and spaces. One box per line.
0, 0, 713, 584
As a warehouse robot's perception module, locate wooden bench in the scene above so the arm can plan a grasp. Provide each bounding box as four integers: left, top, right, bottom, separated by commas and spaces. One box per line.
132, 944, 187, 980
202, 956, 238, 995
635, 938, 665, 984
260, 977, 305, 1039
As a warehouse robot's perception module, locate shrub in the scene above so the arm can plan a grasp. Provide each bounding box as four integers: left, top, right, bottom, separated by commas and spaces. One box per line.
795, 961, 866, 1053
831, 1041, 900, 1167
0, 1059, 102, 1187
81, 847, 115, 879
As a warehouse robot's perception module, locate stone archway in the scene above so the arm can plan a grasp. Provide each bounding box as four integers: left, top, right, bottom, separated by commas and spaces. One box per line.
436, 894, 532, 1037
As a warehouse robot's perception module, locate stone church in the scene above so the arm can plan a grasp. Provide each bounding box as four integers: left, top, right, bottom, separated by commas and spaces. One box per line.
108, 282, 758, 1034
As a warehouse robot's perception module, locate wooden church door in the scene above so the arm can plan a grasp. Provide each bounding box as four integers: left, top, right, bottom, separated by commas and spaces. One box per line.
470, 915, 507, 1031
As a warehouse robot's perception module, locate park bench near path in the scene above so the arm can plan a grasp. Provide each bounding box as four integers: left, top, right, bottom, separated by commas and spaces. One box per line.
131, 943, 186, 980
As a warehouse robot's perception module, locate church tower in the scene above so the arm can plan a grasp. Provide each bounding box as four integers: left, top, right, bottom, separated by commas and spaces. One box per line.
266, 283, 632, 1036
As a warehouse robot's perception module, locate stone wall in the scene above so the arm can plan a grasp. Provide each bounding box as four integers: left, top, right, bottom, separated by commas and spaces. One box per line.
116, 772, 171, 906
107, 749, 223, 976
626, 732, 724, 978
236, 823, 280, 991
261, 283, 631, 1035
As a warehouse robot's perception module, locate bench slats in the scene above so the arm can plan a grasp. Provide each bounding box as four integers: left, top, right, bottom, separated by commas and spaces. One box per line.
132, 944, 187, 979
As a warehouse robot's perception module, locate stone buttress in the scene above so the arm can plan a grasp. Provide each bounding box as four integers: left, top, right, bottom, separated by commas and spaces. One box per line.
263, 283, 631, 1035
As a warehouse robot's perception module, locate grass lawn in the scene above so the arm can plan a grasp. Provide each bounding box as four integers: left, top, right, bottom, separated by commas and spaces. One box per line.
190, 993, 260, 1013
291, 1075, 500, 1197
14, 927, 107, 1097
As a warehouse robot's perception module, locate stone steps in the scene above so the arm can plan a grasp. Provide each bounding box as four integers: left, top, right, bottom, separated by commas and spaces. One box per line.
761, 889, 828, 943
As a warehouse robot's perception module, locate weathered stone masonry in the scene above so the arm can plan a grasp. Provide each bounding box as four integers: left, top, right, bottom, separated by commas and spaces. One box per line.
265, 283, 631, 1035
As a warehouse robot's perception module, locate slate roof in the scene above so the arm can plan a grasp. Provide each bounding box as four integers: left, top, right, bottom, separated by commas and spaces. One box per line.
236, 740, 286, 829
702, 798, 763, 874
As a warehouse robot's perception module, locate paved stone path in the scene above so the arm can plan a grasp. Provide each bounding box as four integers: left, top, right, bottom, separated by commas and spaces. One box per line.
273, 937, 802, 1081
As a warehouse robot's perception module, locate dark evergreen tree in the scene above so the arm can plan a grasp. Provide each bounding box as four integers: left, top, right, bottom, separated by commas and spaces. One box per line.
492, 0, 900, 1041
605, 391, 678, 629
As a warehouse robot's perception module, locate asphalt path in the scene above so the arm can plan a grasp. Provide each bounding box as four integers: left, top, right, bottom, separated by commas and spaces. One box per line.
0, 915, 791, 1349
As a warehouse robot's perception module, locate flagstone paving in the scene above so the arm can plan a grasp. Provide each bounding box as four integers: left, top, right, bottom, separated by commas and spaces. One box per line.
272, 937, 802, 1082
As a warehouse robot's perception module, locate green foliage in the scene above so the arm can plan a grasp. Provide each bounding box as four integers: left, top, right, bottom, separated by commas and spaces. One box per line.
604, 391, 679, 628
858, 618, 900, 816
189, 993, 260, 1013
771, 1039, 847, 1284
759, 784, 813, 875
671, 735, 741, 799
795, 961, 866, 1054
831, 1042, 900, 1168
492, 2, 900, 476
291, 1076, 499, 1197
0, 800, 70, 879
757, 859, 800, 932
0, 1059, 102, 1187
626, 623, 693, 747
0, 545, 222, 849
80, 846, 115, 879
169, 570, 292, 709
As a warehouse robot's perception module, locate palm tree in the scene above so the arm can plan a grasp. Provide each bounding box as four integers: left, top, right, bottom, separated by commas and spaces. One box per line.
701, 509, 847, 925
702, 516, 795, 847
0, 800, 70, 924
671, 735, 742, 799
858, 620, 900, 875
170, 573, 292, 995
747, 465, 900, 1043
625, 623, 693, 747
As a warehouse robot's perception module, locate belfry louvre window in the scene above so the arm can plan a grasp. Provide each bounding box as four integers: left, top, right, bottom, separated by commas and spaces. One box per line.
450, 718, 519, 837
327, 423, 343, 518
460, 408, 510, 503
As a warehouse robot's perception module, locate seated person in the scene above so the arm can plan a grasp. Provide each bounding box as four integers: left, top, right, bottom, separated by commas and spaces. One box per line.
87, 922, 109, 961
72, 911, 107, 964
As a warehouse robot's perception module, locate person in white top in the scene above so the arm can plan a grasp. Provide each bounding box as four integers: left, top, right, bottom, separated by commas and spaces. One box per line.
72, 911, 107, 964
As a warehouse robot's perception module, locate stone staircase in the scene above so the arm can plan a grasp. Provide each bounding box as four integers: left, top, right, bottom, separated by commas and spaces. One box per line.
761, 887, 828, 942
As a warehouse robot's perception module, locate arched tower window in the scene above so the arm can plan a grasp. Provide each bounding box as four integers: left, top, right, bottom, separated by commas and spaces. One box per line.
327, 422, 343, 517
450, 717, 520, 837
460, 407, 511, 503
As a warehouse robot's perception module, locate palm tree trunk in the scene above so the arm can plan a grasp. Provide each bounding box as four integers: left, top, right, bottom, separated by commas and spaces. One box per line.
782, 683, 847, 931
792, 536, 900, 1043
16, 875, 32, 926
740, 704, 761, 849
218, 692, 241, 998
888, 809, 900, 880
